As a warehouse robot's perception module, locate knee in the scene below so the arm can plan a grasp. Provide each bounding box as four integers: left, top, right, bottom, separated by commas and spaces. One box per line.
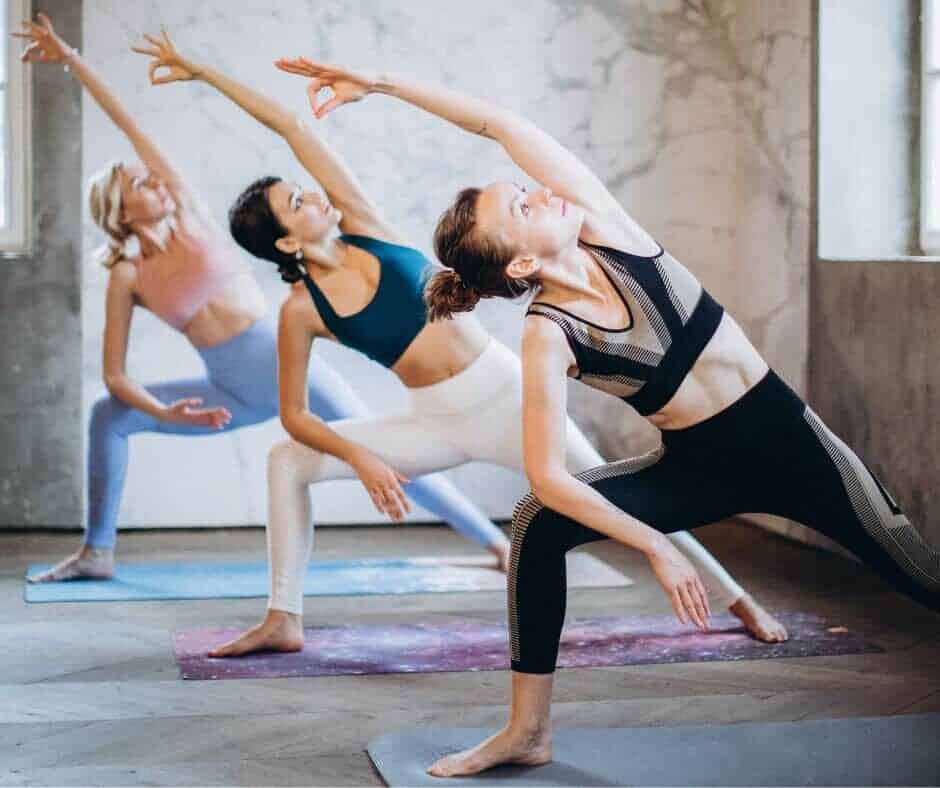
267, 439, 319, 487
89, 394, 128, 432
510, 491, 563, 562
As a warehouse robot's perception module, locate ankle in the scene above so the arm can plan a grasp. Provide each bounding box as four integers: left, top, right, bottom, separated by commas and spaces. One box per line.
266, 608, 302, 625
506, 718, 551, 743
79, 545, 113, 560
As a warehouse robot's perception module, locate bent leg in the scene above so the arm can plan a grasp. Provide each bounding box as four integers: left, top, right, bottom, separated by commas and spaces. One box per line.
265, 415, 470, 615
509, 447, 715, 673
561, 415, 776, 632
211, 414, 469, 657
306, 356, 507, 550
85, 378, 273, 549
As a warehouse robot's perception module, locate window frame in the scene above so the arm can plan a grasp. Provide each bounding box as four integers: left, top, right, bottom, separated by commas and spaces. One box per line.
0, 0, 32, 257
922, 0, 940, 253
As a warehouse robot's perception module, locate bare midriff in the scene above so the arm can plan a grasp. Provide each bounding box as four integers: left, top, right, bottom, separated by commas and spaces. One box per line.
391, 313, 491, 389
179, 271, 268, 348
647, 311, 770, 431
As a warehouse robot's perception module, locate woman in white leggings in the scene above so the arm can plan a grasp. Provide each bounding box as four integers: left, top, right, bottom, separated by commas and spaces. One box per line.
217, 336, 786, 656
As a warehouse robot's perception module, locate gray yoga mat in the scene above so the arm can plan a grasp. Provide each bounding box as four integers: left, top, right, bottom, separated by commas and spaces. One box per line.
367, 714, 940, 786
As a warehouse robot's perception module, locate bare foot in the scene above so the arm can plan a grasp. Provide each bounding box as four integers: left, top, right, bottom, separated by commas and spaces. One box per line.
730, 594, 789, 642
209, 609, 305, 658
27, 546, 114, 583
488, 540, 512, 574
428, 725, 552, 778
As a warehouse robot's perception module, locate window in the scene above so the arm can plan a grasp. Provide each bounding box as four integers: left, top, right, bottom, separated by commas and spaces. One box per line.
0, 0, 31, 255
923, 0, 940, 253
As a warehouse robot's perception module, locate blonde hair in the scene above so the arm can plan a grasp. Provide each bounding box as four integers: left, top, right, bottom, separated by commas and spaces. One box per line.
87, 161, 177, 267
88, 161, 132, 268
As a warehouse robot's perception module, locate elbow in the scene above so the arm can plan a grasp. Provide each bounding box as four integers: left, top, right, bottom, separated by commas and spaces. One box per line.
279, 407, 307, 441
279, 411, 299, 440
526, 468, 571, 510
102, 373, 125, 397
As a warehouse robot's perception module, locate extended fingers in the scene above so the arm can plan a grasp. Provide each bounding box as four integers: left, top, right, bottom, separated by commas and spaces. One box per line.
19, 41, 39, 61
314, 95, 343, 119
679, 584, 706, 630
670, 589, 688, 625
696, 577, 712, 620
275, 60, 314, 77
298, 57, 329, 73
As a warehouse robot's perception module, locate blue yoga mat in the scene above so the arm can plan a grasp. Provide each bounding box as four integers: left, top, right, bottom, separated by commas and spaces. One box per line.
24, 553, 629, 603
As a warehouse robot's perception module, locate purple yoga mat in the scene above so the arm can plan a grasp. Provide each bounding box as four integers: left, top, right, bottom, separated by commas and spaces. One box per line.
173, 611, 881, 680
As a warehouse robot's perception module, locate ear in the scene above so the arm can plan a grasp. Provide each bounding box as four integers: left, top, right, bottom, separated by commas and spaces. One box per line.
274, 236, 301, 256
505, 254, 540, 281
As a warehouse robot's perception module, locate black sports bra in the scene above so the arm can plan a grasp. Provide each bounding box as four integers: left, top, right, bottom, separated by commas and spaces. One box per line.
526, 240, 723, 416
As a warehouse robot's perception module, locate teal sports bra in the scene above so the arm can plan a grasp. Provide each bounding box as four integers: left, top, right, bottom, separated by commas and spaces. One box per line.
300, 234, 430, 367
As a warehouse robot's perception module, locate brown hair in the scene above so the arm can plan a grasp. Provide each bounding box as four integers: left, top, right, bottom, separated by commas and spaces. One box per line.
425, 187, 532, 322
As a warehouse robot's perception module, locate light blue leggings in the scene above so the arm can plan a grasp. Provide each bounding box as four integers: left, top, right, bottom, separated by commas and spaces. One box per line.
85, 315, 506, 550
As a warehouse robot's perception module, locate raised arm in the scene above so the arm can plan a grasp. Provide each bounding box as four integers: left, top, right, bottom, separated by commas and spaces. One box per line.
133, 33, 394, 239
275, 58, 652, 245
15, 14, 196, 209
520, 317, 710, 628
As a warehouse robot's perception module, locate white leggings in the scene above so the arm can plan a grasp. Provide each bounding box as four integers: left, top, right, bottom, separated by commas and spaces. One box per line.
267, 339, 745, 614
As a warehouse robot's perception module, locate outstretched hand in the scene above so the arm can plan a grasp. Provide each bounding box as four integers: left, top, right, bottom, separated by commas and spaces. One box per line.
131, 28, 198, 85
274, 57, 376, 119
162, 398, 232, 429
648, 539, 712, 630
12, 12, 71, 63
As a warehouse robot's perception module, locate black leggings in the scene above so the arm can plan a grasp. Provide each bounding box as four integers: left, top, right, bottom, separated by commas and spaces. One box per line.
509, 371, 940, 674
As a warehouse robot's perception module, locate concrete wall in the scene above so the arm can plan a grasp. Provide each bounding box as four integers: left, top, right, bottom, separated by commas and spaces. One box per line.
0, 0, 83, 527
810, 260, 940, 546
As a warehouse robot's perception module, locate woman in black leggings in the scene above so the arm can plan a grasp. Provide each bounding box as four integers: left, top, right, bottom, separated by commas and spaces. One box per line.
273, 57, 940, 777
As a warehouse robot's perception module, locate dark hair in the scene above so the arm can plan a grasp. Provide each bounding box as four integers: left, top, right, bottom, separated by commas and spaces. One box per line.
425, 187, 532, 322
229, 176, 307, 283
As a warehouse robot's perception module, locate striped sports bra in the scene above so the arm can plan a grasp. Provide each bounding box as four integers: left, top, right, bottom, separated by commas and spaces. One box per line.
526, 239, 724, 416
300, 234, 429, 368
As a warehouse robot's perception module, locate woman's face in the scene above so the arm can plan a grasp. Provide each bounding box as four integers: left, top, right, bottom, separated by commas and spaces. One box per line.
472, 181, 585, 262
119, 165, 175, 224
267, 180, 341, 248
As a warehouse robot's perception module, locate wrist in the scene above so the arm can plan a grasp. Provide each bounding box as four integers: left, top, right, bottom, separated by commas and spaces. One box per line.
371, 71, 396, 96
338, 442, 366, 467
187, 60, 206, 80
643, 531, 672, 560
61, 45, 80, 69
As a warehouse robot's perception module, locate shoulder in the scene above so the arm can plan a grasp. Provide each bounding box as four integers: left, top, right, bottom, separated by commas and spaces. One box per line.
338, 211, 404, 245
279, 284, 325, 336
579, 208, 661, 259
523, 310, 575, 362
107, 259, 138, 291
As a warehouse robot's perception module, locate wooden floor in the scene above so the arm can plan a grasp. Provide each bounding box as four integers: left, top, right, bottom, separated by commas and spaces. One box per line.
2, 521, 939, 786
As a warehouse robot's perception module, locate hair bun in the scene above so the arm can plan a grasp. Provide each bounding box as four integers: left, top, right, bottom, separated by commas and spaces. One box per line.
424, 267, 481, 322
276, 261, 306, 284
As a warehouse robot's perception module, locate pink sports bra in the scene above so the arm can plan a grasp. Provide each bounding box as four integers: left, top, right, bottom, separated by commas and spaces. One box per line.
133, 224, 246, 330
